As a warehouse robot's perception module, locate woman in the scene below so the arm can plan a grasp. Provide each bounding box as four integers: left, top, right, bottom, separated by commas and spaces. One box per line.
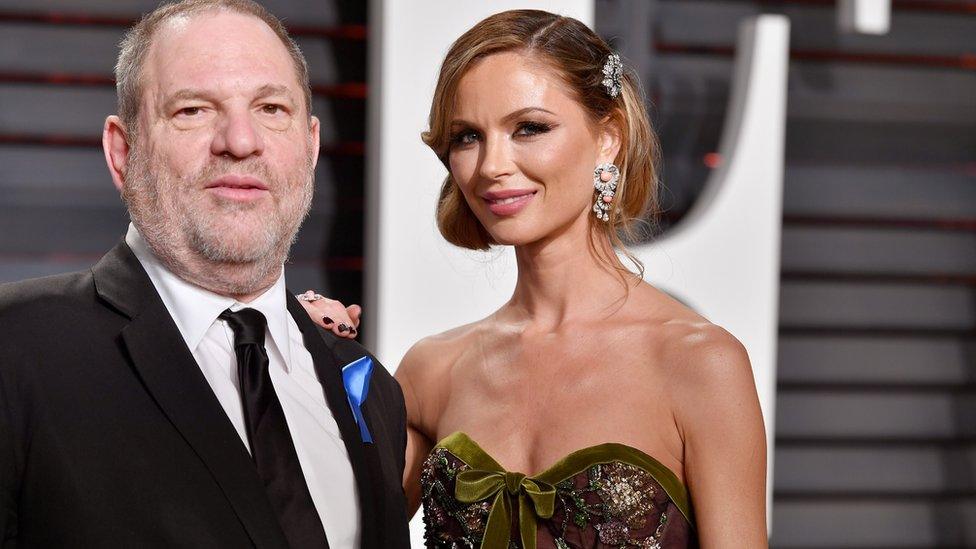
303, 9, 766, 548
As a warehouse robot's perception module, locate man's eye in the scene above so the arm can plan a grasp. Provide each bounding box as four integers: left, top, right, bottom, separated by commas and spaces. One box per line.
262, 104, 283, 115
177, 107, 202, 116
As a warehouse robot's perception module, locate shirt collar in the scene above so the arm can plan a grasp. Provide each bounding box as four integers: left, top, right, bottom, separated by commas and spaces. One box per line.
125, 224, 293, 367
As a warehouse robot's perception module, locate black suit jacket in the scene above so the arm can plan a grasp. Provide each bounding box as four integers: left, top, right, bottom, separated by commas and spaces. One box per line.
0, 242, 410, 548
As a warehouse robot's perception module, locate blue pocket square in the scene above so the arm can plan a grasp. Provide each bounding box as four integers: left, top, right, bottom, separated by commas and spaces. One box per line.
341, 356, 374, 443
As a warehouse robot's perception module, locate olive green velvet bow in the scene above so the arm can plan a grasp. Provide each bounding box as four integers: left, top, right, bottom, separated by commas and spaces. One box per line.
455, 469, 556, 549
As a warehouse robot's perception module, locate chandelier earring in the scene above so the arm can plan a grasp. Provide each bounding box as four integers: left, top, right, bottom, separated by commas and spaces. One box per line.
592, 162, 619, 222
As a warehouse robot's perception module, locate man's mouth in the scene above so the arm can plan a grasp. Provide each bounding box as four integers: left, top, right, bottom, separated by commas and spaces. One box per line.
205, 175, 270, 201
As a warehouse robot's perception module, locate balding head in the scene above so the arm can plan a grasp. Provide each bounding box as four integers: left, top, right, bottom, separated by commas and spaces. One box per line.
115, 0, 312, 138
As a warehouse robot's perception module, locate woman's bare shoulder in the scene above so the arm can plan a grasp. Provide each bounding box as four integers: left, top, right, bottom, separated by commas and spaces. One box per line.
629, 282, 752, 389
395, 317, 492, 386
394, 317, 498, 435
631, 286, 758, 440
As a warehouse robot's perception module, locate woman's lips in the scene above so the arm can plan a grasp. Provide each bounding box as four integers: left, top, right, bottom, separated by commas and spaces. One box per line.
483, 190, 537, 216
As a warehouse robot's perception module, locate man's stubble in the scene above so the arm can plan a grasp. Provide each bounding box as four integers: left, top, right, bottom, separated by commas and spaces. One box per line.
122, 140, 315, 298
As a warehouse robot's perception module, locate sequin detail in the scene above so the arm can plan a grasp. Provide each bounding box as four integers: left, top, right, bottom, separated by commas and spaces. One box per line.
421, 448, 490, 547
420, 449, 694, 548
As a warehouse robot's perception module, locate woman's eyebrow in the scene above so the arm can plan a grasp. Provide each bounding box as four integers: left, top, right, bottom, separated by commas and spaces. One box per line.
450, 107, 556, 128
501, 107, 555, 122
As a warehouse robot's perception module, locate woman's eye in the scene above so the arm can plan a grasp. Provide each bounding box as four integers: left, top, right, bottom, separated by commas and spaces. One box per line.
515, 122, 552, 136
451, 130, 479, 146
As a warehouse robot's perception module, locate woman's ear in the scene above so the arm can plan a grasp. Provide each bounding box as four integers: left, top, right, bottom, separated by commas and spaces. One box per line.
597, 114, 623, 165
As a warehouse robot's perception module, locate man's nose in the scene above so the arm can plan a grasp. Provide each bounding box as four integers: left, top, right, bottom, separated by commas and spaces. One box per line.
211, 109, 265, 159
478, 135, 514, 181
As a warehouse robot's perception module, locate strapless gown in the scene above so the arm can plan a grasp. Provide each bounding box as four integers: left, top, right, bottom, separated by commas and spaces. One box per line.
420, 432, 697, 548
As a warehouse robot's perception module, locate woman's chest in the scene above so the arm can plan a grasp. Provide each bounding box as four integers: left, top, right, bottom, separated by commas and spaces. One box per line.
434, 345, 684, 480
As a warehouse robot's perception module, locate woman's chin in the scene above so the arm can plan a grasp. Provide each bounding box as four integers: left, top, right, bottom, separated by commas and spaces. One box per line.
484, 227, 543, 248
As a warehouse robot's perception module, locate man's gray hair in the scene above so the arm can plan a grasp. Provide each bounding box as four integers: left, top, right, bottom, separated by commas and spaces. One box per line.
115, 0, 312, 136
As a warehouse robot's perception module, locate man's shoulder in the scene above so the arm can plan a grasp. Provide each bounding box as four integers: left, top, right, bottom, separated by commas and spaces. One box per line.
326, 333, 394, 381
0, 269, 96, 319
0, 269, 106, 363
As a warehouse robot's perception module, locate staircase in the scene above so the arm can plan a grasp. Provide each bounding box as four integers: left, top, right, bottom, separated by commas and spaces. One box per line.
597, 0, 976, 545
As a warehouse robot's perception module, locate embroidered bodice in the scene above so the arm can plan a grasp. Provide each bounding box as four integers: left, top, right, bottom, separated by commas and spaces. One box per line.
420, 432, 696, 548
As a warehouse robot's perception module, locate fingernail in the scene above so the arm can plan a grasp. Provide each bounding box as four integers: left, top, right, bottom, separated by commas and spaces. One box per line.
338, 323, 349, 333
350, 327, 357, 335
322, 316, 334, 326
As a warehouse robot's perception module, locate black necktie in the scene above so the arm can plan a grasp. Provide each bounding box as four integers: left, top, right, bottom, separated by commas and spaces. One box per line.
220, 308, 330, 548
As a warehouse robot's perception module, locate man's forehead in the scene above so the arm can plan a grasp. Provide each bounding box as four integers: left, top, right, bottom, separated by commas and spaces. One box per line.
154, 9, 279, 44
146, 10, 298, 89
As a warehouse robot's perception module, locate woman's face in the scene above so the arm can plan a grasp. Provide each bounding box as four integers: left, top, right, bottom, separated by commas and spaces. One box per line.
447, 51, 618, 247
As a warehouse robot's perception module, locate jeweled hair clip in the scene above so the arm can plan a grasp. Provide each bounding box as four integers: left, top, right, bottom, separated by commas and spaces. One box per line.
601, 52, 623, 98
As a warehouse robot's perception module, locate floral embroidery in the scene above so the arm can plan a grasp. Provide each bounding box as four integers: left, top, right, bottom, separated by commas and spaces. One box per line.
421, 450, 689, 548
421, 448, 491, 548
599, 462, 658, 529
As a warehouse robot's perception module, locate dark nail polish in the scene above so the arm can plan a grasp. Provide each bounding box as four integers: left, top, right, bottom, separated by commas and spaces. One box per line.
338, 323, 349, 333
350, 327, 357, 335
322, 316, 334, 326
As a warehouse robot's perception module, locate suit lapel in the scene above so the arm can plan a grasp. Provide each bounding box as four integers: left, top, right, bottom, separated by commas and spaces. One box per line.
93, 242, 288, 549
287, 296, 381, 549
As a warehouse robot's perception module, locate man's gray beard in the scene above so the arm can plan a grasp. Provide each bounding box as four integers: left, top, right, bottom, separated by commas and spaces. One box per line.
122, 144, 314, 297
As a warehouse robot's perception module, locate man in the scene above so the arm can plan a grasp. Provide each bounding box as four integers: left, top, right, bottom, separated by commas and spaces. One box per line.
0, 1, 410, 547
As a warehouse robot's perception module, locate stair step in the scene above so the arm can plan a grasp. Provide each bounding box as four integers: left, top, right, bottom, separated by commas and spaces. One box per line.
774, 446, 976, 494
771, 500, 976, 547
778, 335, 976, 385
781, 226, 976, 276
655, 55, 976, 125
784, 165, 976, 219
658, 0, 976, 58
0, 22, 341, 81
776, 391, 976, 439
780, 281, 976, 330
0, 0, 341, 22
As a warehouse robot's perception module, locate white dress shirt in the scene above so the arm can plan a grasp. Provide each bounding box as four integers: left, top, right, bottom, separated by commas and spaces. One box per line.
126, 224, 359, 548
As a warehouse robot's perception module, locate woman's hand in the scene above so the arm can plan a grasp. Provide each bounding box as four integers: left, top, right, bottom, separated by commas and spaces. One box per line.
295, 290, 361, 339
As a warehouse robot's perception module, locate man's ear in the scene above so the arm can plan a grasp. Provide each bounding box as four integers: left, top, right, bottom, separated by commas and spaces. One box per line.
309, 115, 321, 170
597, 114, 623, 166
102, 115, 131, 193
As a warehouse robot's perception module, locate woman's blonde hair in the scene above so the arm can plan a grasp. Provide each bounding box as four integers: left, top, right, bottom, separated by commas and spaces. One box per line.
422, 9, 660, 276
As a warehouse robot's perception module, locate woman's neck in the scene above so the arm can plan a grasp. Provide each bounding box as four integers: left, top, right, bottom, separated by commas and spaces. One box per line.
507, 218, 636, 330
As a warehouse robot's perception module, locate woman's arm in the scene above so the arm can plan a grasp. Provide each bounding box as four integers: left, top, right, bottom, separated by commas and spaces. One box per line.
394, 340, 440, 517
673, 327, 768, 547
